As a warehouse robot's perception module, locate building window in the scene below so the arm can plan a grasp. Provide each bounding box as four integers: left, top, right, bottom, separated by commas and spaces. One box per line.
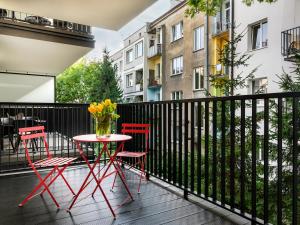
172, 21, 183, 42
126, 74, 133, 87
250, 78, 268, 94
135, 41, 143, 58
171, 56, 183, 75
251, 20, 268, 50
126, 49, 133, 63
194, 26, 204, 51
194, 67, 204, 90
171, 91, 183, 100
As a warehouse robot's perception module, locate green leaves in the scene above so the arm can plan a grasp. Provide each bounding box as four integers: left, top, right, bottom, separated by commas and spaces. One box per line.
56, 49, 123, 103
186, 0, 277, 17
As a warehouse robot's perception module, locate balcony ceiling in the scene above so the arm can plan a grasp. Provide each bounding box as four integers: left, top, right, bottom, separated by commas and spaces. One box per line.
0, 0, 156, 30
0, 34, 91, 75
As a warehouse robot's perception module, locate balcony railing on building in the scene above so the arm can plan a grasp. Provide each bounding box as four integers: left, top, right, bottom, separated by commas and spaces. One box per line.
213, 19, 230, 36
148, 44, 162, 58
1, 92, 299, 225
281, 26, 300, 61
0, 8, 92, 36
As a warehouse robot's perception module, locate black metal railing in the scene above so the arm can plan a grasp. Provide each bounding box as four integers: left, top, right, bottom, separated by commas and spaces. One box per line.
117, 92, 300, 225
281, 26, 300, 58
0, 103, 94, 172
0, 8, 92, 36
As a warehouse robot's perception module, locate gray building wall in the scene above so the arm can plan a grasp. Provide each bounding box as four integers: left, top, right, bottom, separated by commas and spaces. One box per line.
151, 3, 206, 100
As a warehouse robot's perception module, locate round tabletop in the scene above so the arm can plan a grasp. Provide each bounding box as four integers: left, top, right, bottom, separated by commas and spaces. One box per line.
73, 134, 132, 143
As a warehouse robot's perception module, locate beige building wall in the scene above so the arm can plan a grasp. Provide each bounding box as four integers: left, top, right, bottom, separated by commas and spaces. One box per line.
151, 3, 206, 100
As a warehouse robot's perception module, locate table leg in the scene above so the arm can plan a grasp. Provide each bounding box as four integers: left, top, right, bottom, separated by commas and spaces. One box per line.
91, 142, 133, 201
68, 141, 104, 211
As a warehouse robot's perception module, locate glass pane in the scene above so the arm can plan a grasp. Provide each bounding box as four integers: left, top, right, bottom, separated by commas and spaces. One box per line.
252, 25, 261, 49
262, 22, 268, 47
194, 68, 200, 89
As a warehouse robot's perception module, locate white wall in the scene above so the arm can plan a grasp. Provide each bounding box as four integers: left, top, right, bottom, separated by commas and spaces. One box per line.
0, 73, 55, 103
234, 0, 299, 94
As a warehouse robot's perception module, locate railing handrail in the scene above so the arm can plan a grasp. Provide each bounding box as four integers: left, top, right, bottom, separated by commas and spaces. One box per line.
119, 92, 300, 105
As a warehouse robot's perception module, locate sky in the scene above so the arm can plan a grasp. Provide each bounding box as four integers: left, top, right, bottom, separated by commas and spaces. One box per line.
85, 0, 173, 60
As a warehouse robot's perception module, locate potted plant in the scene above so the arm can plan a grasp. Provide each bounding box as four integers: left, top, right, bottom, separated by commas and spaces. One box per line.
88, 99, 119, 138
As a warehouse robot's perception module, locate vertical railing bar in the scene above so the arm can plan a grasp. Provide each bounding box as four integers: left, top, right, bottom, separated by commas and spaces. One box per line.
221, 100, 226, 205
158, 104, 162, 177
167, 103, 172, 182
150, 104, 154, 173
292, 97, 298, 225
184, 101, 189, 197
197, 101, 202, 195
230, 99, 235, 209
277, 97, 282, 225
212, 100, 217, 201
204, 101, 209, 197
240, 99, 245, 213
154, 103, 158, 175
190, 101, 195, 192
263, 98, 269, 223
162, 103, 167, 179
173, 102, 177, 184
178, 102, 183, 187
251, 99, 257, 221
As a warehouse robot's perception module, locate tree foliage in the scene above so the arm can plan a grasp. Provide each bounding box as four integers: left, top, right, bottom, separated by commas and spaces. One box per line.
186, 0, 277, 16
56, 49, 123, 103
210, 28, 257, 96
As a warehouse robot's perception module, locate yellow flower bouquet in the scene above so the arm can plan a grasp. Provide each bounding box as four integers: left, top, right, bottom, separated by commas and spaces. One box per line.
88, 99, 119, 138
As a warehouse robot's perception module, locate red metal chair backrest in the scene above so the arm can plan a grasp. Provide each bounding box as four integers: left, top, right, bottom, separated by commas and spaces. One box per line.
19, 126, 50, 164
121, 123, 150, 153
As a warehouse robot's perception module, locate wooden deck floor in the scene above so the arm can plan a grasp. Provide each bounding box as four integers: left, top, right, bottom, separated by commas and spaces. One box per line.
0, 166, 244, 225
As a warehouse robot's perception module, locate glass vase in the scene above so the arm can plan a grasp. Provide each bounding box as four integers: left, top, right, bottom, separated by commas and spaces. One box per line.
95, 118, 111, 138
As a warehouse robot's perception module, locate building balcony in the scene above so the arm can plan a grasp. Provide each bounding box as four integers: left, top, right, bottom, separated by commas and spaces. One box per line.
212, 19, 230, 36
148, 77, 161, 88
148, 44, 162, 59
135, 83, 143, 92
281, 26, 300, 61
0, 8, 93, 38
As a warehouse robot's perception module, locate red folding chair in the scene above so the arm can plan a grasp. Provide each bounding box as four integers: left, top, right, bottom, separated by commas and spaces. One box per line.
18, 126, 77, 208
111, 123, 150, 193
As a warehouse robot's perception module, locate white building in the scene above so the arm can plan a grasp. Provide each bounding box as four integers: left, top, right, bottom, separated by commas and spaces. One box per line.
234, 0, 300, 95
111, 26, 149, 103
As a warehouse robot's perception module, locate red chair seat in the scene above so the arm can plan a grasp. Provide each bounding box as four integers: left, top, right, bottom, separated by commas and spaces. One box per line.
34, 157, 77, 167
117, 151, 147, 158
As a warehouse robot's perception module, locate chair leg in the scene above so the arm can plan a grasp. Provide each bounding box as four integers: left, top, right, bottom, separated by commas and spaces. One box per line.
19, 167, 56, 207
40, 163, 74, 196
138, 156, 145, 194
59, 167, 76, 195
111, 158, 125, 191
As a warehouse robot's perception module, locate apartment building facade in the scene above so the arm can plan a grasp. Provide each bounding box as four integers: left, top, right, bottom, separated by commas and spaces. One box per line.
111, 49, 124, 94
148, 2, 208, 101
211, 0, 300, 96
121, 26, 148, 102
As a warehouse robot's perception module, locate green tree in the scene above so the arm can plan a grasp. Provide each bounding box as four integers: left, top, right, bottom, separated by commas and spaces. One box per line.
88, 49, 123, 103
210, 28, 257, 96
56, 59, 88, 103
186, 0, 277, 16
56, 49, 123, 103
